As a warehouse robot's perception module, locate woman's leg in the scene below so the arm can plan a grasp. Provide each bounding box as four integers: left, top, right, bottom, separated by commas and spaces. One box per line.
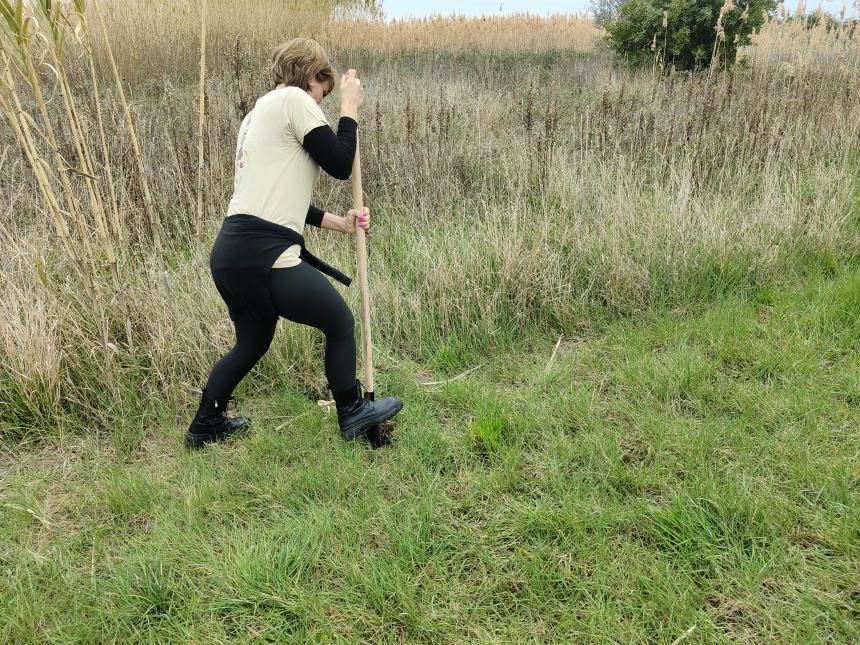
269, 262, 357, 393
204, 313, 278, 400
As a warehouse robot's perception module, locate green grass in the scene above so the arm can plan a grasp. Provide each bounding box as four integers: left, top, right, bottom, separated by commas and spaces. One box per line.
1, 263, 858, 642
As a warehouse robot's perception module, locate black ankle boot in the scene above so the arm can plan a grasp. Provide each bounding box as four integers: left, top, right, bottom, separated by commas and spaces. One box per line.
332, 379, 403, 441
184, 387, 250, 449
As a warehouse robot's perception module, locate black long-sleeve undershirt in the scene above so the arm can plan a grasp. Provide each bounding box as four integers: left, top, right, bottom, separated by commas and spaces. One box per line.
305, 203, 325, 228
301, 116, 358, 181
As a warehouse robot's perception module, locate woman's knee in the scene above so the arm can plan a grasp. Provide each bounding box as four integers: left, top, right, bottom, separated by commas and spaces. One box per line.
245, 333, 275, 361
234, 315, 277, 358
324, 304, 354, 340
299, 271, 355, 337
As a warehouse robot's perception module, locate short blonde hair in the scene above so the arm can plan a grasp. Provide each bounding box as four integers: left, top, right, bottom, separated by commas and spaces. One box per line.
270, 37, 335, 93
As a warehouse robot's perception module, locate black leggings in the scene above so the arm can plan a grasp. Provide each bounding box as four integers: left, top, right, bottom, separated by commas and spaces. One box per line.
204, 261, 357, 399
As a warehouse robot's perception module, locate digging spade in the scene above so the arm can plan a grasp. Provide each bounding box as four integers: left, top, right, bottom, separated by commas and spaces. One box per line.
351, 132, 392, 448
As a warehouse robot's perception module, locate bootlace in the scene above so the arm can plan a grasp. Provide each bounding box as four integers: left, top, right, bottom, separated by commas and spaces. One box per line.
210, 393, 239, 414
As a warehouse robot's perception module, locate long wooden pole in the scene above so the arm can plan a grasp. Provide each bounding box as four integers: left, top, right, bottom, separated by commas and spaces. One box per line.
351, 132, 374, 395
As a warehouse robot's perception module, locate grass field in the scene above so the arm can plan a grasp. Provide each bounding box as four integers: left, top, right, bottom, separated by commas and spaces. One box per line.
2, 260, 858, 642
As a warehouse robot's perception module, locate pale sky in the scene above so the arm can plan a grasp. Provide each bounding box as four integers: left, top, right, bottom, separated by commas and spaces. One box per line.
379, 0, 857, 20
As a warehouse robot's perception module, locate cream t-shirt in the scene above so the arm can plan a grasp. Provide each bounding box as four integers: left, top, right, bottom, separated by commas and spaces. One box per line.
226, 86, 330, 268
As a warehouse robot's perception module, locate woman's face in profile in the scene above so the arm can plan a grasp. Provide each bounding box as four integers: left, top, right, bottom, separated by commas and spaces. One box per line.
306, 77, 333, 105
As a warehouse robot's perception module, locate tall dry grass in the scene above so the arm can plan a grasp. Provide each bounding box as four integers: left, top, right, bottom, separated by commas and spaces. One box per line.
86, 0, 372, 86
1, 4, 859, 439
743, 8, 860, 72
83, 3, 602, 86
325, 14, 602, 57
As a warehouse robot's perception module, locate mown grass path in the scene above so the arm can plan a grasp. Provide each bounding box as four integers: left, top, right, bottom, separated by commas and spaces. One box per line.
2, 265, 858, 643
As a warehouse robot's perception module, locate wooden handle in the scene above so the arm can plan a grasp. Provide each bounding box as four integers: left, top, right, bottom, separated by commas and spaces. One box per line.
351, 133, 374, 394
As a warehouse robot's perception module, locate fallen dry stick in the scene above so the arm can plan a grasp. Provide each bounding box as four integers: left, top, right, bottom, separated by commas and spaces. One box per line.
418, 365, 481, 386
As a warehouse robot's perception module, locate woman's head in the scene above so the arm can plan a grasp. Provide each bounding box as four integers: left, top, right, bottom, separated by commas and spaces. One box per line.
270, 37, 335, 104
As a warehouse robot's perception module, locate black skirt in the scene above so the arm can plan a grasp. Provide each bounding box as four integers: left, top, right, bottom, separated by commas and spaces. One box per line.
209, 213, 352, 322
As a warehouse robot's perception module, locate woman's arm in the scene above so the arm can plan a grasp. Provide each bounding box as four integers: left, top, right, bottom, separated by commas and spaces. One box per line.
306, 205, 351, 233
301, 116, 357, 180
319, 211, 347, 232
308, 207, 369, 234
316, 206, 370, 235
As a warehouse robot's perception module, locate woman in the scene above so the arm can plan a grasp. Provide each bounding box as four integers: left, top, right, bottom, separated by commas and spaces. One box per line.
185, 37, 403, 449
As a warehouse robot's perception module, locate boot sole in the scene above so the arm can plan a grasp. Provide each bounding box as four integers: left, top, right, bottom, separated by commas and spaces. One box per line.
340, 399, 404, 441
184, 429, 236, 450
185, 430, 221, 449
184, 421, 250, 450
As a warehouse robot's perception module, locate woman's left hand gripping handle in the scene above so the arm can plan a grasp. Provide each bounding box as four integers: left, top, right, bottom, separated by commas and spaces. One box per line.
345, 207, 370, 235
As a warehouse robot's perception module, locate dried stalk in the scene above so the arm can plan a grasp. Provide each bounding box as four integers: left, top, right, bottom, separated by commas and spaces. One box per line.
0, 44, 114, 379
195, 0, 207, 237
92, 0, 170, 297
35, 2, 133, 350
75, 2, 123, 254
72, 3, 134, 348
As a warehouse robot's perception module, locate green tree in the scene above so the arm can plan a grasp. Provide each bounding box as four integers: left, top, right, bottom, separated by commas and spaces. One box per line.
590, 0, 628, 25
605, 0, 778, 71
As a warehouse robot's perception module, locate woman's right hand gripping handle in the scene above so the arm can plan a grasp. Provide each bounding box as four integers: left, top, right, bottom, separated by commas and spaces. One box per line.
340, 69, 363, 122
